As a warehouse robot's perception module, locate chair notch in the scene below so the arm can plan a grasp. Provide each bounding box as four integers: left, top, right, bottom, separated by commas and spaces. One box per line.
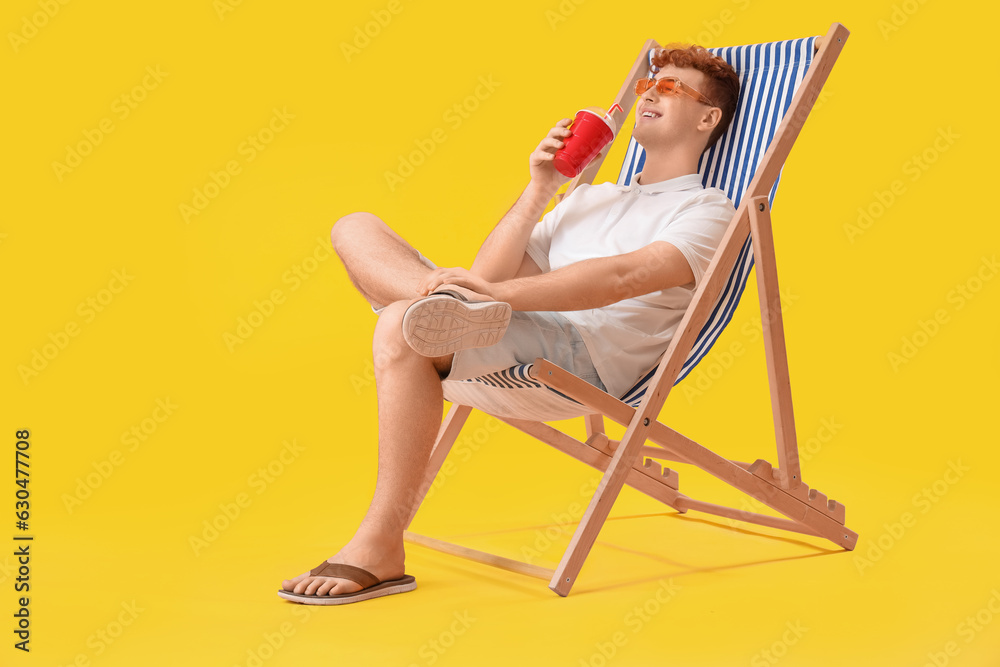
641, 458, 680, 491
584, 432, 613, 456
748, 459, 846, 524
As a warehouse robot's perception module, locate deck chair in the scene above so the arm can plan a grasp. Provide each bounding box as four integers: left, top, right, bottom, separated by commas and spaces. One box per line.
404, 22, 856, 597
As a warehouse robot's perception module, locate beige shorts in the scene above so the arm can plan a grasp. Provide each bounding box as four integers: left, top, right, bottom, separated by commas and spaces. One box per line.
371, 251, 606, 392
444, 309, 606, 392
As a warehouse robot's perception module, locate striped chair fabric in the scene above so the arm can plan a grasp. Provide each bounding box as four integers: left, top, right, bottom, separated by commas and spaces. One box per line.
442, 36, 817, 421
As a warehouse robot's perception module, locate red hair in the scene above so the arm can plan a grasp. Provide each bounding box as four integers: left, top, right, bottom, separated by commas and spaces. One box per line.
651, 44, 740, 151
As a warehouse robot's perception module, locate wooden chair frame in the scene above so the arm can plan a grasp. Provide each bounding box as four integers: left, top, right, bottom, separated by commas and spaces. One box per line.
404, 23, 856, 597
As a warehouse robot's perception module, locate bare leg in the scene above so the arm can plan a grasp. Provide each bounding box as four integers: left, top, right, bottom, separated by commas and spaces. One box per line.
329, 211, 434, 309
281, 215, 451, 598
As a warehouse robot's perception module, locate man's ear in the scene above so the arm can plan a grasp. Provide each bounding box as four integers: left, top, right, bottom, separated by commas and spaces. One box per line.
698, 107, 723, 134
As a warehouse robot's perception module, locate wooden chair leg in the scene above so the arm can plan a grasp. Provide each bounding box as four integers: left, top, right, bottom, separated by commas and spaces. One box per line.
749, 196, 801, 490
547, 205, 761, 596
538, 359, 857, 550
404, 403, 472, 530
585, 414, 605, 438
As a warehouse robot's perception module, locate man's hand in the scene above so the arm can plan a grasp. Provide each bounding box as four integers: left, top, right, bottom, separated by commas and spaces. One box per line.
467, 118, 587, 285
528, 118, 575, 194
528, 117, 605, 195
419, 267, 501, 300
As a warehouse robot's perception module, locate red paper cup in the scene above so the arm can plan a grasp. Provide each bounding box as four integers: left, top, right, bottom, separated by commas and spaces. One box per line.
553, 108, 616, 178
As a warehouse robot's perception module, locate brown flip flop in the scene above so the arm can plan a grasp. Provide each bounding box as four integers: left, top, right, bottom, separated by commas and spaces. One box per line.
277, 562, 416, 606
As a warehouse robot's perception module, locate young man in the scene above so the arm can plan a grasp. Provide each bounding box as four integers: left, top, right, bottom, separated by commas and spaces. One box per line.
278, 44, 740, 605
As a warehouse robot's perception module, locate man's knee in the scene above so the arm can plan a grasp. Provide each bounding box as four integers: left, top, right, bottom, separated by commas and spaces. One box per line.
372, 301, 411, 367
372, 301, 452, 375
330, 211, 383, 253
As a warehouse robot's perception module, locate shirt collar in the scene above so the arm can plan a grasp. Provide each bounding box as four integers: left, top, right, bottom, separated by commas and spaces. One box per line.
628, 171, 703, 195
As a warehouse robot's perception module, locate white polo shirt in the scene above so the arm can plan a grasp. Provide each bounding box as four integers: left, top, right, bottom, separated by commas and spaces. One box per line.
525, 171, 735, 399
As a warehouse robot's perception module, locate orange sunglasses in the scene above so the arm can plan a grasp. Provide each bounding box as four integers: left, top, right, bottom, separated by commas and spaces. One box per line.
635, 77, 717, 107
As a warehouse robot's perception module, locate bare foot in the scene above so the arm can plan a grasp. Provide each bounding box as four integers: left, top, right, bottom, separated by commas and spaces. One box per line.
281, 533, 406, 597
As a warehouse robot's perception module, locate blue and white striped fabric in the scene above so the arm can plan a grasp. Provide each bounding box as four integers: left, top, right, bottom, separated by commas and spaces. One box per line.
442, 37, 817, 422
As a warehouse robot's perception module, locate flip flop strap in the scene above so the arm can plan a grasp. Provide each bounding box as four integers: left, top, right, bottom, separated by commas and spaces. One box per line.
430, 289, 468, 301
308, 562, 380, 588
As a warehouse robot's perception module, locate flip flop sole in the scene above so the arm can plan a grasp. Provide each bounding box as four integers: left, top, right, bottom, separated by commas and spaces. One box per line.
403, 296, 511, 357
276, 575, 417, 606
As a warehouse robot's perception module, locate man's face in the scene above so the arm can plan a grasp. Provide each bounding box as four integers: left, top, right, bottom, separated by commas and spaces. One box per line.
631, 64, 714, 152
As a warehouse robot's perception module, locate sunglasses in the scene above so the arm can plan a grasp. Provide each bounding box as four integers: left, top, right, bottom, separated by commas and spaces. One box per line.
634, 77, 717, 107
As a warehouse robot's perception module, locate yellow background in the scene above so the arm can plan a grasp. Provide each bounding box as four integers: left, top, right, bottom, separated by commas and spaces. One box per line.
3, 0, 999, 665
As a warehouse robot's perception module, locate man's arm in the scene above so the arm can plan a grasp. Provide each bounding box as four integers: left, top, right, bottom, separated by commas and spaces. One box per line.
424, 240, 695, 311
469, 183, 551, 282
468, 118, 575, 283
494, 241, 695, 311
